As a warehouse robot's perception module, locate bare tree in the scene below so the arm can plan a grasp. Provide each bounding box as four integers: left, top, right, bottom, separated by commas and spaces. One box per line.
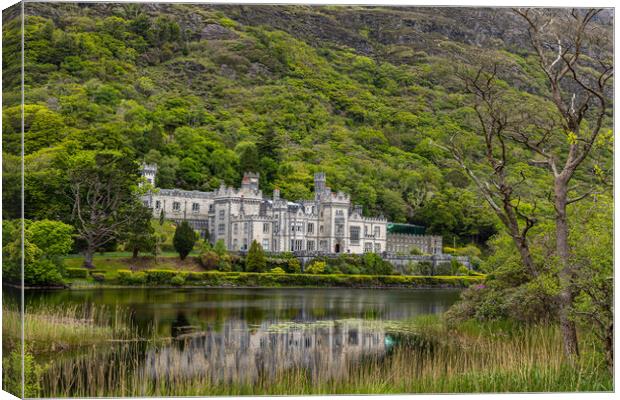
439, 65, 539, 277
512, 8, 613, 359
67, 151, 138, 268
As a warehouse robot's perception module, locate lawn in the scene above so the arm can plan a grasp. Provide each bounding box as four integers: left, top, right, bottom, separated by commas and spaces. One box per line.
63, 252, 204, 274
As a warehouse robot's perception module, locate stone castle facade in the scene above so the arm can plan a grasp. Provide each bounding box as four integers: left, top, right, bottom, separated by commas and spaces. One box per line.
142, 165, 442, 255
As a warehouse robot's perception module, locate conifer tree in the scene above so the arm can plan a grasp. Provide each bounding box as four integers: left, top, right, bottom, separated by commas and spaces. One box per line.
173, 221, 196, 260
245, 240, 266, 272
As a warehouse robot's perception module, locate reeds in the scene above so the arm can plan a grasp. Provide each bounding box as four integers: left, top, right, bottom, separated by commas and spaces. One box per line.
2, 301, 133, 354
37, 316, 612, 397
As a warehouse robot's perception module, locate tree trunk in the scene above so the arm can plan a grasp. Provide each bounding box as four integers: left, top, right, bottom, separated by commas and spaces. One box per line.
604, 322, 613, 373
83, 246, 95, 269
132, 247, 139, 259
555, 176, 580, 360
514, 235, 536, 276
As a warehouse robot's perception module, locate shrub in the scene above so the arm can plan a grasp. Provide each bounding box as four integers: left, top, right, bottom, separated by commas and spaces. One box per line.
269, 267, 286, 274
305, 261, 326, 274
217, 254, 232, 272
199, 250, 220, 270
409, 247, 423, 255
170, 275, 185, 286
116, 269, 132, 283
185, 271, 205, 282
456, 265, 470, 276
2, 347, 41, 397
66, 268, 88, 279
246, 240, 266, 272
117, 270, 146, 285
361, 253, 394, 275
213, 239, 228, 256
145, 269, 178, 284
91, 273, 105, 283
434, 262, 453, 275
286, 258, 301, 273
173, 221, 196, 260
415, 261, 433, 275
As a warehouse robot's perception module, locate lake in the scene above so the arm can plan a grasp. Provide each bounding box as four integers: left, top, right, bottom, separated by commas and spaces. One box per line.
20, 288, 461, 396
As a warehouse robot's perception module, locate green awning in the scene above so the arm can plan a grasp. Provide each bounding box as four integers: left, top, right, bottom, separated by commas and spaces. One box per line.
387, 223, 426, 235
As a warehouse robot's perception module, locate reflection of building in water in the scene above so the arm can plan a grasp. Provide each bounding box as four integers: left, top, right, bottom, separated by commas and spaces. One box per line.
141, 319, 386, 384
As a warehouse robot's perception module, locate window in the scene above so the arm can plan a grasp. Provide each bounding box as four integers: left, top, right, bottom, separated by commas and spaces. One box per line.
290, 239, 303, 251
233, 223, 238, 234
173, 202, 180, 211
307, 240, 315, 251
233, 239, 238, 250
374, 243, 381, 253
243, 222, 248, 233
218, 210, 225, 220
209, 204, 214, 212
274, 221, 280, 233
336, 209, 344, 216
364, 242, 372, 253
242, 239, 248, 250
319, 240, 327, 251
336, 224, 344, 235
273, 239, 278, 252
155, 200, 161, 209
350, 226, 360, 244
218, 224, 225, 234
263, 223, 270, 233
320, 225, 324, 233
364, 225, 368, 236
192, 203, 200, 212
291, 222, 303, 232
374, 226, 380, 238
297, 223, 303, 232
307, 223, 314, 234
262, 239, 270, 251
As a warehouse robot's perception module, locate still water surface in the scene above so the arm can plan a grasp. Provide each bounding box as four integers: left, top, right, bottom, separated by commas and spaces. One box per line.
26, 288, 461, 393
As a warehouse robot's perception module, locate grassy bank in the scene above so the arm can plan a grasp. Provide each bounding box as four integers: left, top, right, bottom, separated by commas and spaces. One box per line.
2, 302, 133, 354
65, 268, 483, 289
39, 315, 612, 397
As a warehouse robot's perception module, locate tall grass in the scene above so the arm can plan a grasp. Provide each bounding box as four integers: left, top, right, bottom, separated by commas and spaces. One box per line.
38, 316, 612, 397
2, 301, 134, 354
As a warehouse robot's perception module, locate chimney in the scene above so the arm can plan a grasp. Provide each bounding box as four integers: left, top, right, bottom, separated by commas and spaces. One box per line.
273, 187, 280, 200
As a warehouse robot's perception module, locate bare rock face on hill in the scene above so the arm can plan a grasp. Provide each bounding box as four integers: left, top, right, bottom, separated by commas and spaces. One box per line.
201, 24, 239, 40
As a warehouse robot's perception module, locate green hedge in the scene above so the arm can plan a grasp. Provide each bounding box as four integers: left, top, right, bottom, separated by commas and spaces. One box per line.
66, 268, 88, 279
104, 270, 484, 288
144, 269, 179, 284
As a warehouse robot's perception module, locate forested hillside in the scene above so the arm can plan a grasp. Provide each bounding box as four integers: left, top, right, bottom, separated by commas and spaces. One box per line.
2, 3, 612, 246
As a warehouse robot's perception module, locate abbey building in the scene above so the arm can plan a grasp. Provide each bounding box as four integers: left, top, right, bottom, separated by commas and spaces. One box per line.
142, 165, 442, 255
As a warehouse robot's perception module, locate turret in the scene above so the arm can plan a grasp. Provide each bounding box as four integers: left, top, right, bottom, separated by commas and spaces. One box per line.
241, 172, 260, 191
141, 163, 157, 187
314, 172, 326, 199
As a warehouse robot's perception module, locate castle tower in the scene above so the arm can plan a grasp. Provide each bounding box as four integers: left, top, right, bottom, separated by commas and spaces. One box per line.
314, 172, 326, 198
141, 163, 158, 187
241, 172, 260, 191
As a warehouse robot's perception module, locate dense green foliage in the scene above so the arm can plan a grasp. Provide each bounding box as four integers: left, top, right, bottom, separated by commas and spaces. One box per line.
172, 221, 196, 260
3, 3, 545, 246
2, 219, 74, 286
97, 268, 484, 288
245, 240, 267, 272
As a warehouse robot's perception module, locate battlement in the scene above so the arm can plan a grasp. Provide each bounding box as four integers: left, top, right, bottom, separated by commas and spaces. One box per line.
157, 188, 214, 199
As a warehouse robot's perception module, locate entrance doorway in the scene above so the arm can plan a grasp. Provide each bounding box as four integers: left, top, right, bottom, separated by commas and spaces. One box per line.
334, 243, 341, 253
